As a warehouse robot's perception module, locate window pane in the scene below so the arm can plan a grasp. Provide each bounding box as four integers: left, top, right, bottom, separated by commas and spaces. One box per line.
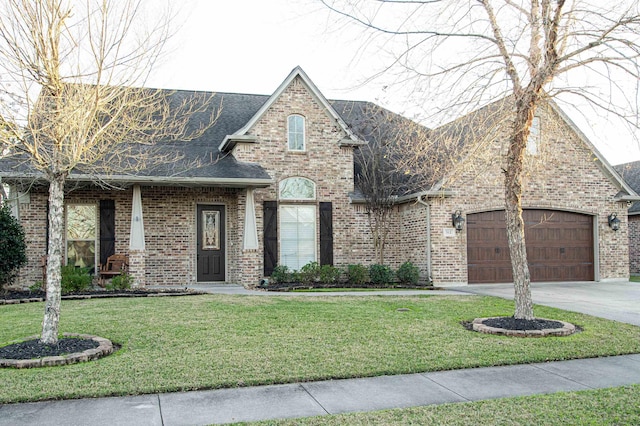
279, 177, 315, 200
288, 115, 304, 151
527, 116, 540, 155
67, 205, 96, 239
280, 205, 316, 271
66, 204, 97, 270
67, 241, 96, 269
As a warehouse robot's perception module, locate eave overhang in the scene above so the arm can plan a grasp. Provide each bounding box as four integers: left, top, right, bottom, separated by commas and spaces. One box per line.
349, 189, 455, 205
1, 173, 273, 189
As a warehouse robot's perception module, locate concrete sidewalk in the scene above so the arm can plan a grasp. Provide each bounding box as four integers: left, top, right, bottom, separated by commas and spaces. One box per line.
1, 354, 639, 425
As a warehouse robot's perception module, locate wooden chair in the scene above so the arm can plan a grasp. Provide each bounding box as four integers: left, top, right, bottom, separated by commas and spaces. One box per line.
99, 254, 129, 287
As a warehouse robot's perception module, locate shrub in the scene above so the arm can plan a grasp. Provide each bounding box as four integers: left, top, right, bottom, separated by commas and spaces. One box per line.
61, 266, 92, 294
270, 265, 293, 284
106, 273, 133, 291
347, 264, 368, 286
319, 264, 341, 284
299, 261, 321, 284
369, 264, 394, 285
396, 261, 420, 285
0, 203, 27, 292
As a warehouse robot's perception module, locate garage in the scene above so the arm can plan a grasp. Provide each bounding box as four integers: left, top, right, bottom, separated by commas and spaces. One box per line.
467, 209, 594, 284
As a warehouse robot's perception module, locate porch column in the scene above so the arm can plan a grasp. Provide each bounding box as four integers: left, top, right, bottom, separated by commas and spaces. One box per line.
129, 185, 146, 287
243, 188, 259, 250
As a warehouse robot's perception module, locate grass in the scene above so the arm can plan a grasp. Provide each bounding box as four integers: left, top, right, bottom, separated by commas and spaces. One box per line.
1, 294, 640, 403
630, 275, 640, 282
246, 385, 640, 425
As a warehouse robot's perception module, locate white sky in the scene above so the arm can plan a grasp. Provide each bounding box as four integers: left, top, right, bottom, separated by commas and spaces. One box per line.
145, 0, 640, 166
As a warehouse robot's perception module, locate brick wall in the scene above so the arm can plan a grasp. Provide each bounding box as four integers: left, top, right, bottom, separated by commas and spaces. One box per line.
233, 75, 376, 284
426, 102, 629, 285
15, 186, 242, 288
15, 83, 625, 289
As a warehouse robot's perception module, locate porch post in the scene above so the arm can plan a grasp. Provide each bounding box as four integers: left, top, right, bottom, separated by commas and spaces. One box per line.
129, 185, 146, 287
243, 188, 259, 250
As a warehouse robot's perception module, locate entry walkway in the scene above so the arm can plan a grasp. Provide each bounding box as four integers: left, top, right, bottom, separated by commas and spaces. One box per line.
1, 354, 639, 425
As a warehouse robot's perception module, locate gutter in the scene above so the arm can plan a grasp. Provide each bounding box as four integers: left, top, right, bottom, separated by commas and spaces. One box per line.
349, 189, 454, 205
1, 173, 274, 189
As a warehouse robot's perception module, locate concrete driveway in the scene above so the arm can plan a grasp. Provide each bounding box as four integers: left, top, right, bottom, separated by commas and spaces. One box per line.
451, 281, 640, 326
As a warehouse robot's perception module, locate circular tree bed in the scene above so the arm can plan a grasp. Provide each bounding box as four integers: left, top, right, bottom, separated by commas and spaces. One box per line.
0, 333, 115, 368
472, 316, 576, 337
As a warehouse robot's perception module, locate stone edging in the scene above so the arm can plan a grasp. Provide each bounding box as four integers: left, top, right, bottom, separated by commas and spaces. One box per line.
472, 317, 576, 337
0, 333, 114, 369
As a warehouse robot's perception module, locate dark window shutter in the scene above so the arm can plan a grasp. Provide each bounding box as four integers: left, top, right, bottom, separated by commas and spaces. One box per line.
319, 202, 333, 266
263, 201, 278, 276
99, 200, 116, 265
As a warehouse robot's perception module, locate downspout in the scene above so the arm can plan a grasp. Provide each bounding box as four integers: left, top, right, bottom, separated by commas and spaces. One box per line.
416, 195, 433, 283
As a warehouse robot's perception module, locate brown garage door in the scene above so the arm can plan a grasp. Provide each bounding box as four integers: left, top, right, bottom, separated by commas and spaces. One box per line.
467, 209, 594, 284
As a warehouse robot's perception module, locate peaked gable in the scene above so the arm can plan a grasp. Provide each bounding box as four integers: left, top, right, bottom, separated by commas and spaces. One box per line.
219, 66, 365, 152
429, 97, 639, 201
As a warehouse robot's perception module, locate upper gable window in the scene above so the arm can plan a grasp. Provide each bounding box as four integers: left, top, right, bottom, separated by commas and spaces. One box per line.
288, 114, 305, 151
527, 116, 540, 155
279, 177, 315, 200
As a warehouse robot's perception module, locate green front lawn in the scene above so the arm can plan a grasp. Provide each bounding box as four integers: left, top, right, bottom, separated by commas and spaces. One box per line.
1, 294, 640, 403
249, 385, 640, 425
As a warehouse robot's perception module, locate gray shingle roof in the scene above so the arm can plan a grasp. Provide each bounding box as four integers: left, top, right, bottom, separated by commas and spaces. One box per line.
615, 161, 640, 214
0, 88, 420, 188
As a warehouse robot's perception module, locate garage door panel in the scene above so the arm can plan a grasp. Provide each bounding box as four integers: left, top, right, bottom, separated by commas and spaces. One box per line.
467, 209, 594, 284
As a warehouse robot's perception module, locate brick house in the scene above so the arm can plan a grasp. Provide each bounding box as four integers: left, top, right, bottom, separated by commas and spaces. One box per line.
1, 66, 637, 288
614, 160, 640, 276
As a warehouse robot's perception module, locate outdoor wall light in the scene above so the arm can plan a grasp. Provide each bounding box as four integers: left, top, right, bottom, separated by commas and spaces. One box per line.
608, 213, 621, 231
452, 210, 465, 232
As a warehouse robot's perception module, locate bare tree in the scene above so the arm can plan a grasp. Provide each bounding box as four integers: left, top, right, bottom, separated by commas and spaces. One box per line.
0, 0, 217, 344
322, 0, 640, 319
337, 102, 419, 263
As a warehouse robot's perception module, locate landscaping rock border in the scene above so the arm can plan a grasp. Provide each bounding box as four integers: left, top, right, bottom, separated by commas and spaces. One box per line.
472, 317, 577, 337
0, 333, 114, 368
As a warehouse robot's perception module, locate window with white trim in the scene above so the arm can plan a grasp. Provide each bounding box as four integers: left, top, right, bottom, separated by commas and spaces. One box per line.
66, 204, 97, 270
280, 205, 316, 271
527, 116, 540, 155
287, 114, 305, 151
278, 177, 317, 270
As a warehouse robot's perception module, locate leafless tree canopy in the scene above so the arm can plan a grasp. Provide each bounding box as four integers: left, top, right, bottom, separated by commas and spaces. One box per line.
0, 0, 218, 344
323, 0, 640, 319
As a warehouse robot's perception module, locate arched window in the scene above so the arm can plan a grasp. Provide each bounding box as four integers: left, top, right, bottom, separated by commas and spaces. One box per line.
287, 114, 305, 151
279, 177, 315, 200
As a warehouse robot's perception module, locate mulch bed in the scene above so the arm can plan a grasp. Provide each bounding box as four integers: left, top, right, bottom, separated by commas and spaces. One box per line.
483, 316, 564, 331
469, 316, 578, 337
258, 282, 438, 291
0, 337, 99, 360
0, 288, 203, 304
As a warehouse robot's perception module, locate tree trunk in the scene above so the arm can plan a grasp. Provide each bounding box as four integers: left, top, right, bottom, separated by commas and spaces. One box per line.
41, 175, 65, 345
504, 105, 534, 320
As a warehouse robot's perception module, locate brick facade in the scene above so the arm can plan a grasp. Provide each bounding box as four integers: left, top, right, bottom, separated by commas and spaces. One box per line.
10, 74, 631, 289
426, 102, 630, 285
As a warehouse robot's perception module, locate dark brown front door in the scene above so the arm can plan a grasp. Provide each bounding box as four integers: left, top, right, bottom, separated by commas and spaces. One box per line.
197, 205, 225, 282
467, 209, 594, 284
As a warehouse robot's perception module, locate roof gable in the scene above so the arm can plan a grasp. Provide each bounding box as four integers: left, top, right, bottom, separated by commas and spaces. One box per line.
427, 97, 639, 200
219, 66, 364, 152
